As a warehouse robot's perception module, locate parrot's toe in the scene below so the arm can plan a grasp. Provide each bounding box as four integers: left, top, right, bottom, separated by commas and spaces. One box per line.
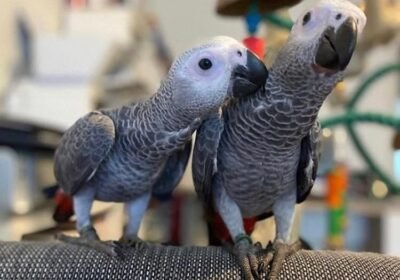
119, 234, 147, 250
235, 244, 261, 280
228, 237, 264, 280
259, 240, 302, 280
79, 225, 100, 240
56, 233, 121, 257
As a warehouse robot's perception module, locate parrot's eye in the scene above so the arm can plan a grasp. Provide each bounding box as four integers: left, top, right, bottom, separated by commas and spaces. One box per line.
336, 13, 342, 20
237, 50, 243, 57
198, 58, 213, 70
303, 12, 311, 25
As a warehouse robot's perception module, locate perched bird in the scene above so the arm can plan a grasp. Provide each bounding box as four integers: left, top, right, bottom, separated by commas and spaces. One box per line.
193, 1, 366, 279
54, 36, 268, 255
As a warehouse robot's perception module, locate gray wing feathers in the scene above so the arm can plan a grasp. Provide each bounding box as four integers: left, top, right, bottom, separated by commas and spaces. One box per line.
296, 120, 321, 203
54, 111, 115, 195
192, 113, 224, 206
152, 140, 192, 199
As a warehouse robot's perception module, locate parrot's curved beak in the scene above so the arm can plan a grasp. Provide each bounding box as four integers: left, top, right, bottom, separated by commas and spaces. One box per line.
314, 17, 358, 73
229, 50, 268, 98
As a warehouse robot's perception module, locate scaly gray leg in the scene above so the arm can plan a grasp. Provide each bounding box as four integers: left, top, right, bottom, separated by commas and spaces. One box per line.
214, 184, 261, 280
57, 187, 119, 257
119, 192, 151, 249
260, 188, 300, 280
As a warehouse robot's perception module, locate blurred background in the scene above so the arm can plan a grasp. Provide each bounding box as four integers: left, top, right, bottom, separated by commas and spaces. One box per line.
0, 0, 400, 256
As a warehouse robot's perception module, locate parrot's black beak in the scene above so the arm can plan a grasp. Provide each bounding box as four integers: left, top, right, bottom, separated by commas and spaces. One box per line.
230, 50, 268, 98
314, 17, 358, 73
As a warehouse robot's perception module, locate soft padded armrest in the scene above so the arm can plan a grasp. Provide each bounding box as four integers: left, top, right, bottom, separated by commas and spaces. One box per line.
0, 241, 399, 279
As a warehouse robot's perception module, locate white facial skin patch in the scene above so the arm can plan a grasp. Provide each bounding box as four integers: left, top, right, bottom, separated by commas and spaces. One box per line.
288, 0, 367, 35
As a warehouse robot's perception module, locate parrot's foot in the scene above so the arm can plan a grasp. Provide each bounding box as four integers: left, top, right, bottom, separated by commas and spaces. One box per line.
56, 225, 120, 257
228, 234, 263, 280
57, 234, 120, 257
118, 234, 147, 250
259, 240, 302, 280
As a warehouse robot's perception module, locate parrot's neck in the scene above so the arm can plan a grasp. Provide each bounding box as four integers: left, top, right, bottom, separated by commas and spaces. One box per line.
143, 85, 199, 132
257, 50, 341, 142
271, 45, 341, 102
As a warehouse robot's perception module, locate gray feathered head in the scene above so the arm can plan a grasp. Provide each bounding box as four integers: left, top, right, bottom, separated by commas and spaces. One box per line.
285, 0, 366, 75
161, 36, 268, 115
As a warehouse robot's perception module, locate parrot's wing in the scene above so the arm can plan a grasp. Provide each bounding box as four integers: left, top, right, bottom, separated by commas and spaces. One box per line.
54, 111, 115, 195
152, 140, 192, 200
192, 113, 224, 206
296, 120, 321, 203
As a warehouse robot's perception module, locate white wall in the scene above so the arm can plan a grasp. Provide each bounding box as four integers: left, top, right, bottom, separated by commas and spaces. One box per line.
0, 0, 64, 99
147, 0, 248, 56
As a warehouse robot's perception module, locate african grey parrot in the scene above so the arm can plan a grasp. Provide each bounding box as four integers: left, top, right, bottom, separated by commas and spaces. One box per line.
193, 1, 366, 279
54, 36, 268, 255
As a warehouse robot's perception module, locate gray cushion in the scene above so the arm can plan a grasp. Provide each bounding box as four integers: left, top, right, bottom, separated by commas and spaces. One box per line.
0, 241, 399, 279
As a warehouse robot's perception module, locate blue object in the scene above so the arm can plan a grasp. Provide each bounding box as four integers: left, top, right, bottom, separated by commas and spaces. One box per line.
245, 2, 262, 35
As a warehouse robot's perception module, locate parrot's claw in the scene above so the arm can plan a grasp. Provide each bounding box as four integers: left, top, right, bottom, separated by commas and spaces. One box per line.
259, 240, 302, 280
227, 237, 263, 280
119, 234, 146, 250
236, 243, 263, 280
56, 233, 121, 257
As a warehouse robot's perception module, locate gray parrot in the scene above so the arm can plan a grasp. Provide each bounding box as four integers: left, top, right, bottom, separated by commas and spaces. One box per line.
193, 1, 366, 279
54, 36, 268, 255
